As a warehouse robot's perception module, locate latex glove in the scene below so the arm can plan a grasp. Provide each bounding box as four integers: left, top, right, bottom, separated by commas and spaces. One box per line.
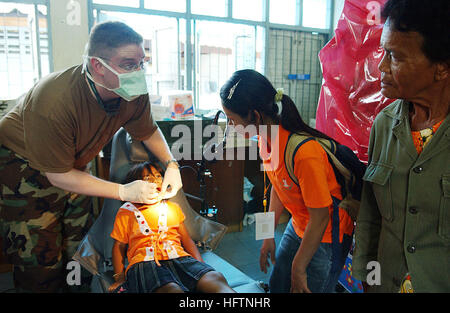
118, 180, 159, 204
160, 165, 182, 200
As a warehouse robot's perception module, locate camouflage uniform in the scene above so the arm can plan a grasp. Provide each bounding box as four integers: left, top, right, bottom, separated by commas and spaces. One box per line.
0, 145, 94, 292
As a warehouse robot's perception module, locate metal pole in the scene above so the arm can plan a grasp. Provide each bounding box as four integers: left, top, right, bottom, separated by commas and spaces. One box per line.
34, 3, 42, 78
185, 0, 192, 91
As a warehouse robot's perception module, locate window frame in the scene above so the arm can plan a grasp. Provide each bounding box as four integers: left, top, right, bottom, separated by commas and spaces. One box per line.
0, 0, 53, 100
87, 0, 335, 110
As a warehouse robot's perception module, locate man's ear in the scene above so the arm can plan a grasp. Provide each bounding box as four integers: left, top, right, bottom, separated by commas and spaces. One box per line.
435, 62, 449, 81
90, 57, 105, 76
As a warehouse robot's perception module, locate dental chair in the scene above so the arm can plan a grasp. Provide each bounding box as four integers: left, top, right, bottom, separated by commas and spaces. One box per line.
73, 127, 266, 293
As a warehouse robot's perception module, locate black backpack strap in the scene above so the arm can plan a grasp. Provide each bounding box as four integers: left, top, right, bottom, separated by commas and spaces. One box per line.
331, 196, 343, 273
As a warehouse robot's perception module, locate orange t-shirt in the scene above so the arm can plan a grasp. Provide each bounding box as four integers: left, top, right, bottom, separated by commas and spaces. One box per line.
111, 201, 190, 272
260, 126, 354, 243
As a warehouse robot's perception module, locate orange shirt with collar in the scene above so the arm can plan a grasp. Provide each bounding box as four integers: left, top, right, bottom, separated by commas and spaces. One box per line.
260, 125, 354, 243
111, 201, 191, 272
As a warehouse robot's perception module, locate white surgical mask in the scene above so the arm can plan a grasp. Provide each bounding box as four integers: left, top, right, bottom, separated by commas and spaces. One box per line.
84, 56, 148, 101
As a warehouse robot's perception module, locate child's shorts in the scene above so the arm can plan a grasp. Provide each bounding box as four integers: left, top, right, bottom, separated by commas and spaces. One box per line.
125, 256, 215, 293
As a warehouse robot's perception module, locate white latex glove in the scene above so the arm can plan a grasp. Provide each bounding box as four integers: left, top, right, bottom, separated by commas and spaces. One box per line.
160, 165, 182, 200
118, 180, 159, 204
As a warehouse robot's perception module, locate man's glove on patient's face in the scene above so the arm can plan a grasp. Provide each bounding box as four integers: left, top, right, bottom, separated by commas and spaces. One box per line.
118, 180, 159, 204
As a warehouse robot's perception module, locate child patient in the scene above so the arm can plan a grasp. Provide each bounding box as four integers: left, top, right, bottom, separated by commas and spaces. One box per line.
109, 161, 235, 293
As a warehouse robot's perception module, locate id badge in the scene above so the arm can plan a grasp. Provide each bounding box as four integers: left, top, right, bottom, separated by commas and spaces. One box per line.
255, 212, 275, 240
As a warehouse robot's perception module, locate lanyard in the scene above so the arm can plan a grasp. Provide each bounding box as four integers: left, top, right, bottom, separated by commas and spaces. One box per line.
85, 70, 121, 116
263, 168, 270, 213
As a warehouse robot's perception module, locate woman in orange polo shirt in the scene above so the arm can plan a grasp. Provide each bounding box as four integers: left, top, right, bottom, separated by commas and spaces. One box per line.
220, 70, 354, 293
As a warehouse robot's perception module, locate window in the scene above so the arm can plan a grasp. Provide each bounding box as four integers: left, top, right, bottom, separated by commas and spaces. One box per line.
93, 0, 139, 7
266, 29, 328, 124
0, 2, 50, 100
269, 0, 297, 25
191, 0, 227, 17
144, 0, 186, 13
89, 0, 331, 118
194, 21, 263, 110
232, 0, 264, 21
302, 0, 329, 29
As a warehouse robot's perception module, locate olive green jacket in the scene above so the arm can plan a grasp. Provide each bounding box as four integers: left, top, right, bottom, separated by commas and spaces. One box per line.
353, 99, 450, 292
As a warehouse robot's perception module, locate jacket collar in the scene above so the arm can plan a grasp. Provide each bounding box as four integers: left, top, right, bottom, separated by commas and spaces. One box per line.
384, 99, 407, 120
419, 111, 450, 164
388, 99, 450, 163
390, 100, 418, 160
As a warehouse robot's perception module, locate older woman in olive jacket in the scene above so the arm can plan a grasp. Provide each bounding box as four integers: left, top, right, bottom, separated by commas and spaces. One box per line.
353, 0, 450, 292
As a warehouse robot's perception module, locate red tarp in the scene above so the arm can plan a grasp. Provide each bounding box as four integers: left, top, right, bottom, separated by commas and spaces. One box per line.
316, 0, 395, 163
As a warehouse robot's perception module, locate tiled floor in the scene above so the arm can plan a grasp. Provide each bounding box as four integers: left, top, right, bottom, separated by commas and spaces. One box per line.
213, 220, 288, 284
214, 220, 348, 293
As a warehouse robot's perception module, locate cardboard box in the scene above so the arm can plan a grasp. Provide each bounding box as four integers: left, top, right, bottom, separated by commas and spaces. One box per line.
162, 90, 195, 120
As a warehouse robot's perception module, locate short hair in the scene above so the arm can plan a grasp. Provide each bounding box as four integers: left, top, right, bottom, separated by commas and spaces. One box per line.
381, 0, 449, 63
86, 21, 143, 58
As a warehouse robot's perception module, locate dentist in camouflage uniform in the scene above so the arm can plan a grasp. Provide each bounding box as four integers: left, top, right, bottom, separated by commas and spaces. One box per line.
0, 21, 182, 292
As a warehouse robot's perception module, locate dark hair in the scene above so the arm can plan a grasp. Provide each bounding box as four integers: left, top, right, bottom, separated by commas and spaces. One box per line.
381, 0, 449, 63
87, 21, 143, 58
220, 69, 334, 141
123, 161, 164, 184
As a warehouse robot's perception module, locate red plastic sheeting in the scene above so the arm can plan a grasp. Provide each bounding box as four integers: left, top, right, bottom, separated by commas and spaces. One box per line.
316, 0, 395, 163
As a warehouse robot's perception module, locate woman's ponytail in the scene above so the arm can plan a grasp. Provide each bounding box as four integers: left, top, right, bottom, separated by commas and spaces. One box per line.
279, 94, 335, 142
